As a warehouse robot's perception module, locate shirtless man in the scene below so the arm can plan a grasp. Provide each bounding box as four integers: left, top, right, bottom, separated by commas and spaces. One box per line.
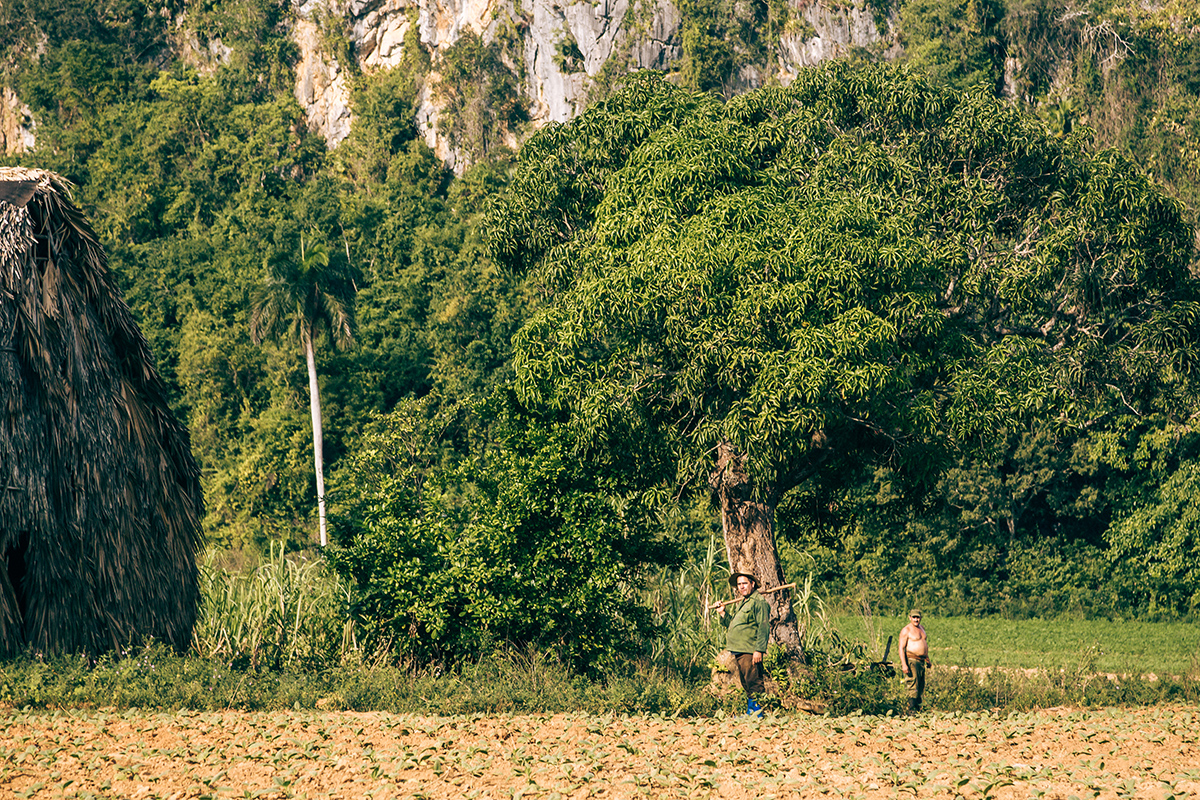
898, 610, 931, 713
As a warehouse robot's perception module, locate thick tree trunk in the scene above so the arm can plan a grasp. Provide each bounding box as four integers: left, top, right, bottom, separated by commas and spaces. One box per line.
710, 441, 804, 661
305, 336, 328, 548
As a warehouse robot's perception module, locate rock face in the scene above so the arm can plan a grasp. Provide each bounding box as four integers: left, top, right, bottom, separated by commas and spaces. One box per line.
293, 18, 355, 147
1, 87, 35, 157
0, 0, 897, 161
349, 0, 417, 68
1, 0, 897, 161
516, 0, 682, 123
290, 0, 898, 168
778, 0, 901, 79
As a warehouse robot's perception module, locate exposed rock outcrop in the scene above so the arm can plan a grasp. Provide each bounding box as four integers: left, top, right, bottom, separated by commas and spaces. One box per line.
349, 0, 416, 68
0, 0, 899, 163
293, 18, 355, 147
778, 0, 900, 79
0, 88, 34, 157
290, 0, 898, 169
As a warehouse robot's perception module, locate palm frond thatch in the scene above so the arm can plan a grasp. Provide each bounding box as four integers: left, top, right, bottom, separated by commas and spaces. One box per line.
0, 167, 203, 657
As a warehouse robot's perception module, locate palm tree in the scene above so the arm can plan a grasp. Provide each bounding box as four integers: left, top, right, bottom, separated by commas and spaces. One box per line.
250, 234, 355, 547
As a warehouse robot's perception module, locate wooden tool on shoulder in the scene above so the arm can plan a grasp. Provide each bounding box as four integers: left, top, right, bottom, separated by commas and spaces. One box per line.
708, 583, 796, 611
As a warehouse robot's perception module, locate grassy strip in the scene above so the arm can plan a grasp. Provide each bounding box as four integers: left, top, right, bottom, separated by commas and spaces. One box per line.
0, 645, 726, 716
5, 549, 1198, 715
1, 642, 1197, 716
834, 614, 1200, 677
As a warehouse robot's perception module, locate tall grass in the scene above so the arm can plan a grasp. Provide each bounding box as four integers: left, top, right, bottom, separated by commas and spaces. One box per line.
639, 534, 875, 677
192, 545, 358, 670
642, 532, 725, 671
0, 641, 727, 715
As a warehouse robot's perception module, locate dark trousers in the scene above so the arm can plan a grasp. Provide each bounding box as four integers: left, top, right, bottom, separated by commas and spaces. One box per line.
905, 657, 927, 710
733, 652, 765, 696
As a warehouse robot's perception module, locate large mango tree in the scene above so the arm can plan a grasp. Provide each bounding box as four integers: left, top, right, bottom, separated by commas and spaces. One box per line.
485, 65, 1199, 656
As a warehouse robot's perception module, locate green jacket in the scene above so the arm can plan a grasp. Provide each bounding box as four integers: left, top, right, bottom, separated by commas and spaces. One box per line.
719, 591, 770, 653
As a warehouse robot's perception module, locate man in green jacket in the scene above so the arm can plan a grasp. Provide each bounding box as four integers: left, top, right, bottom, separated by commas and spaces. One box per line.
716, 571, 770, 715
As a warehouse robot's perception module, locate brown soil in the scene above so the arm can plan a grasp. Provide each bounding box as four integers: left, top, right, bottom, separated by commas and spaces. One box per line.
2, 705, 1197, 799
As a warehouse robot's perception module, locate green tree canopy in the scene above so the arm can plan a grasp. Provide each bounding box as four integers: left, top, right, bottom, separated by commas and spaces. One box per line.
327, 394, 679, 670
486, 64, 1199, 652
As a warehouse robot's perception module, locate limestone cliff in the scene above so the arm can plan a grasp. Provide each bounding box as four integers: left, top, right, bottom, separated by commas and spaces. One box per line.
293, 18, 355, 146
779, 0, 900, 76
1, 87, 35, 157
291, 0, 899, 169
0, 0, 897, 165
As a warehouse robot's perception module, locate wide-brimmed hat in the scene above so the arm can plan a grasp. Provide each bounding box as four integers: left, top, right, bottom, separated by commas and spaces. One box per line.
728, 572, 758, 589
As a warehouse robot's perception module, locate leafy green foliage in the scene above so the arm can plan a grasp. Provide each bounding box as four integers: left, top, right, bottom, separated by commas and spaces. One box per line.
2, 0, 174, 117
326, 395, 680, 671
779, 416, 1200, 618
489, 65, 1198, 511
675, 0, 811, 95
780, 427, 1104, 614
677, 0, 738, 93
4, 0, 1200, 627
330, 20, 428, 186
251, 236, 356, 354
434, 32, 527, 164
486, 65, 1200, 623
1103, 428, 1200, 616
2, 0, 527, 553
989, 0, 1200, 223
899, 0, 1003, 91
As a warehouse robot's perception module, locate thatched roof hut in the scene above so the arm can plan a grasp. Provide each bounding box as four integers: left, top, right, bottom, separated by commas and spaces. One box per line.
0, 167, 203, 657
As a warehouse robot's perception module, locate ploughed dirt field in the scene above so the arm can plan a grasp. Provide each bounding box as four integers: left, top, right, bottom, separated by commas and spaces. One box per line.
2, 706, 1198, 799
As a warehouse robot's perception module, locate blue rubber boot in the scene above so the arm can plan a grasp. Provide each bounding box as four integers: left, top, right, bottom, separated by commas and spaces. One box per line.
747, 697, 763, 716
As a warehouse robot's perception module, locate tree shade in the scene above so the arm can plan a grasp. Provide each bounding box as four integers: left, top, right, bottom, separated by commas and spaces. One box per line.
0, 168, 203, 656
486, 64, 1200, 653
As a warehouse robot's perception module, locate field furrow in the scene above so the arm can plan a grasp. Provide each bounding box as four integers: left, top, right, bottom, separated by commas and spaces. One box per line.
2, 706, 1198, 799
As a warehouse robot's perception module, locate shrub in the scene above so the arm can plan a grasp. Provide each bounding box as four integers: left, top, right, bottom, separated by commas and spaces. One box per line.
327, 395, 680, 672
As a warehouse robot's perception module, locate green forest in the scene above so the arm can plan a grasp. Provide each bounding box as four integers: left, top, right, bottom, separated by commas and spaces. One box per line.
2, 0, 1200, 673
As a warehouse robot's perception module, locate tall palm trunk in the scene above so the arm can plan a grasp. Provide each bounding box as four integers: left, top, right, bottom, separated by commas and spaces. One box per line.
250, 235, 352, 549
304, 334, 328, 547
